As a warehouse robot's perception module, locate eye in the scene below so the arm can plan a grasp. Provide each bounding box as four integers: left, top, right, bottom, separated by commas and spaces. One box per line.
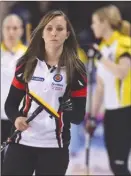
13, 27, 19, 31
56, 27, 64, 31
46, 27, 52, 31
5, 27, 10, 31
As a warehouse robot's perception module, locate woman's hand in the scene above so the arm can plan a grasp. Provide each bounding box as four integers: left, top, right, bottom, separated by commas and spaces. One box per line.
85, 116, 97, 136
59, 97, 73, 111
87, 44, 102, 60
14, 117, 29, 131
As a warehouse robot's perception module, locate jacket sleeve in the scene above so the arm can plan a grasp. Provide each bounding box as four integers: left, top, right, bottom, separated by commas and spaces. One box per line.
4, 63, 26, 124
63, 69, 87, 125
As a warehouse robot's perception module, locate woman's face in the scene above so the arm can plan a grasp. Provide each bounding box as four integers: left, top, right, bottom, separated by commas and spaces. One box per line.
2, 17, 23, 43
42, 16, 69, 48
91, 14, 105, 39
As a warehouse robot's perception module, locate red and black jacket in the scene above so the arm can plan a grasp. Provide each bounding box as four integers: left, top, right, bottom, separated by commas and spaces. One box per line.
4, 61, 87, 147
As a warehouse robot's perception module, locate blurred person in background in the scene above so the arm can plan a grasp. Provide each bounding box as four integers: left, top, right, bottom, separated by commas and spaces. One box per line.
1, 14, 27, 169
86, 5, 131, 175
2, 10, 87, 176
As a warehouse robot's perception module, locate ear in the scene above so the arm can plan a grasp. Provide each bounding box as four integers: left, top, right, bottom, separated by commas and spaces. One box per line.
66, 31, 70, 39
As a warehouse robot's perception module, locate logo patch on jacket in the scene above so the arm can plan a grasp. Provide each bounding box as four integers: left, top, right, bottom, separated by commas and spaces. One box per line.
31, 76, 45, 82
53, 74, 63, 82
51, 82, 63, 91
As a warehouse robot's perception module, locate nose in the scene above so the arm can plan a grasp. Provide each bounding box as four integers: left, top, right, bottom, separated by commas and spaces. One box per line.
51, 29, 57, 36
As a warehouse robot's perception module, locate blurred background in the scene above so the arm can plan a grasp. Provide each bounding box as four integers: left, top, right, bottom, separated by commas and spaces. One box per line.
1, 1, 131, 46
1, 1, 131, 175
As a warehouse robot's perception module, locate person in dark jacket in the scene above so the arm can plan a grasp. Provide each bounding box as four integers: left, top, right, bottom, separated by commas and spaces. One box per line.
2, 10, 87, 176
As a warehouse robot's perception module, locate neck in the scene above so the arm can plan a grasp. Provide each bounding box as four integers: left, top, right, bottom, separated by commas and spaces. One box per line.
45, 45, 63, 66
102, 28, 114, 41
3, 40, 19, 52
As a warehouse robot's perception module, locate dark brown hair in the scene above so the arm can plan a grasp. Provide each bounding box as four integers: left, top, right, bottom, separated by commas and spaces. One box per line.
18, 10, 86, 85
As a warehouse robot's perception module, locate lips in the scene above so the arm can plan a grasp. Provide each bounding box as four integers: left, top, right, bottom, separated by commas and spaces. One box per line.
51, 39, 58, 41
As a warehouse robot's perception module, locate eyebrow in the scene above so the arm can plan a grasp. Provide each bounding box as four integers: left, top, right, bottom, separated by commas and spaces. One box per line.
3, 24, 22, 28
46, 24, 64, 27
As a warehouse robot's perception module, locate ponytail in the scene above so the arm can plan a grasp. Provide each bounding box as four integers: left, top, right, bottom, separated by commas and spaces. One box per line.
120, 20, 131, 36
